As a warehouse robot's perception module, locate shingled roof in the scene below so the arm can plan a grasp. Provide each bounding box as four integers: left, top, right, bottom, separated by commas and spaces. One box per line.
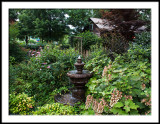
90, 18, 114, 31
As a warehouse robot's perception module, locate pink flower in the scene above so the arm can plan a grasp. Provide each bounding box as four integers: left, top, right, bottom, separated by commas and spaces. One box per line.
108, 74, 112, 80
102, 66, 107, 77
40, 68, 42, 70
47, 66, 51, 68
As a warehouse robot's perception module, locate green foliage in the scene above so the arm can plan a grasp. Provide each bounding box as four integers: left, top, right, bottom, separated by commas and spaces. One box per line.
138, 9, 151, 31
9, 42, 27, 63
110, 99, 139, 115
67, 9, 93, 33
9, 92, 35, 115
9, 9, 151, 115
133, 31, 151, 49
25, 42, 46, 50
9, 45, 79, 107
85, 32, 151, 115
9, 77, 32, 95
9, 9, 18, 22
29, 39, 37, 44
73, 103, 95, 115
17, 40, 26, 46
85, 54, 111, 78
32, 103, 77, 115
75, 31, 103, 51
9, 22, 20, 42
9, 56, 16, 65
18, 9, 70, 42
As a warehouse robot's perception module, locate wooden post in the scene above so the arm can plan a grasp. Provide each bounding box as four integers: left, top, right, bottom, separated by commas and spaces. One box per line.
77, 40, 79, 53
81, 38, 82, 55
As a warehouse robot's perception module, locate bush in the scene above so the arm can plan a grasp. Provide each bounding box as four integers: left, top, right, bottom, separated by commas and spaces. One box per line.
71, 31, 103, 51
9, 44, 79, 107
32, 103, 77, 115
9, 22, 19, 42
9, 56, 16, 65
9, 92, 35, 115
84, 54, 111, 78
85, 41, 151, 115
9, 42, 27, 63
28, 39, 37, 44
133, 31, 151, 49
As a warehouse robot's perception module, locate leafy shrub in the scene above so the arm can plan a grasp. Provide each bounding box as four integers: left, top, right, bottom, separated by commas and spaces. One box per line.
28, 39, 37, 44
17, 40, 26, 46
32, 103, 77, 115
71, 31, 103, 51
133, 31, 151, 49
85, 41, 151, 115
84, 43, 105, 62
84, 54, 111, 79
9, 56, 16, 65
9, 22, 19, 42
60, 44, 71, 49
9, 42, 27, 63
9, 92, 35, 115
9, 77, 32, 95
9, 45, 79, 107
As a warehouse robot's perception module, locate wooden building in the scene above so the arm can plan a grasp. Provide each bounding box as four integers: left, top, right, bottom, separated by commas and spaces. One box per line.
88, 18, 114, 37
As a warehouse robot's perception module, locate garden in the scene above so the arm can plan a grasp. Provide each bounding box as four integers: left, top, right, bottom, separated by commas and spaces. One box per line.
9, 9, 151, 116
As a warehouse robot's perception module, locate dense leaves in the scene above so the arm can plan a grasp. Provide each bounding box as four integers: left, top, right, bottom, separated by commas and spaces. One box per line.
84, 32, 151, 115
9, 9, 151, 115
9, 45, 79, 108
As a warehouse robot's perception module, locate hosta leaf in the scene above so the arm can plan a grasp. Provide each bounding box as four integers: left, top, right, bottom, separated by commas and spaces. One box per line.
114, 102, 124, 108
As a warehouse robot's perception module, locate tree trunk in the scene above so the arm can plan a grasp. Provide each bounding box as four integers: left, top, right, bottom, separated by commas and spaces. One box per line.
26, 35, 28, 45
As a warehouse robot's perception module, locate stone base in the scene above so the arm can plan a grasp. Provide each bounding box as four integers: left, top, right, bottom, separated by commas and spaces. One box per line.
54, 93, 80, 106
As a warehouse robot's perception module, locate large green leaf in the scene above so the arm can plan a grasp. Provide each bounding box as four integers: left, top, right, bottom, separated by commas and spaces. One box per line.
129, 102, 139, 110
110, 108, 122, 114
123, 106, 130, 113
114, 102, 124, 108
110, 108, 128, 115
